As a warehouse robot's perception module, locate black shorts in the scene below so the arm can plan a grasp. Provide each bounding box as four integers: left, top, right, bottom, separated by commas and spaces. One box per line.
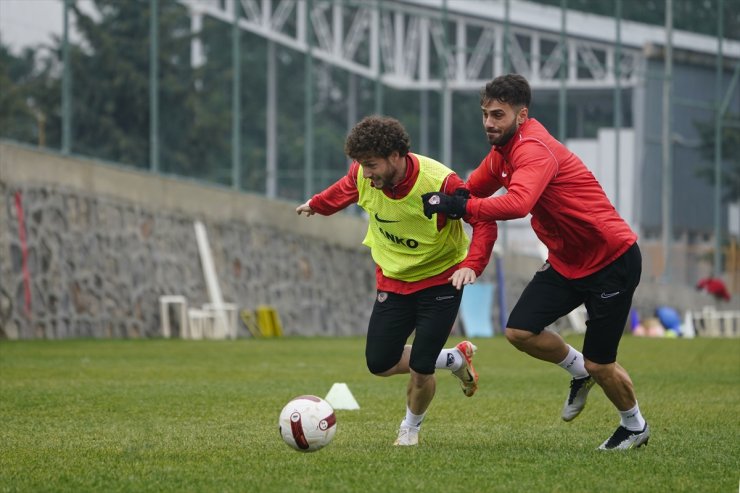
365, 283, 463, 375
507, 243, 642, 364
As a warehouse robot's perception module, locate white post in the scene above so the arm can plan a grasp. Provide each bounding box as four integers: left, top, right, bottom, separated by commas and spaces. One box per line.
194, 221, 230, 338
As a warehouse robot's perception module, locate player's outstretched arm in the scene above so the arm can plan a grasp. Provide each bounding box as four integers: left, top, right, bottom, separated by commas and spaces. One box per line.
296, 201, 316, 217
298, 163, 361, 217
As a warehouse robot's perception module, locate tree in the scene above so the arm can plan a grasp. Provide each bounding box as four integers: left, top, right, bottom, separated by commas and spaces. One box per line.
68, 0, 193, 171
0, 43, 61, 148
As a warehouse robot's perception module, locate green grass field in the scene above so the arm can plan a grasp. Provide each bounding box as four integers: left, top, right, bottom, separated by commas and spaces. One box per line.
1, 335, 738, 493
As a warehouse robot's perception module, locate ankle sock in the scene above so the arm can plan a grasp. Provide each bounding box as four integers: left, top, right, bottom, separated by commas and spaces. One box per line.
402, 407, 425, 428
557, 345, 589, 379
619, 403, 646, 431
434, 348, 463, 372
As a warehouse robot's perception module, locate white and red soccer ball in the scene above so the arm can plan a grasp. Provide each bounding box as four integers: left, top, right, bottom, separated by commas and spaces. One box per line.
279, 395, 337, 452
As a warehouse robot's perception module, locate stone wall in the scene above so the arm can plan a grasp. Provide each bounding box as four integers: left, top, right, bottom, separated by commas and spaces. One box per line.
0, 142, 374, 339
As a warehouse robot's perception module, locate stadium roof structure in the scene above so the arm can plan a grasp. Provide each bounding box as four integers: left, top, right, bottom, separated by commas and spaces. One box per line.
403, 0, 740, 55
181, 0, 740, 91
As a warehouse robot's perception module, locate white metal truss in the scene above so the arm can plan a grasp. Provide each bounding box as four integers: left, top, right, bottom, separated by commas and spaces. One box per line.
180, 0, 641, 90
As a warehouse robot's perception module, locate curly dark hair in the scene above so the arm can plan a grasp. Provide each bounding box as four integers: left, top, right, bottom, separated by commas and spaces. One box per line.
344, 115, 411, 161
480, 73, 531, 109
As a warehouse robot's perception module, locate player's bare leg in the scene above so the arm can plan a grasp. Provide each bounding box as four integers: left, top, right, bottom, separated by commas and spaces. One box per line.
505, 327, 594, 420
378, 346, 436, 446
585, 360, 635, 411
406, 371, 435, 417
504, 327, 569, 363
587, 360, 650, 450
377, 344, 472, 445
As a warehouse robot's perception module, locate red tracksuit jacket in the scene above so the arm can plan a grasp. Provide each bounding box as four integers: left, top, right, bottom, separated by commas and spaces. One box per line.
465, 118, 636, 279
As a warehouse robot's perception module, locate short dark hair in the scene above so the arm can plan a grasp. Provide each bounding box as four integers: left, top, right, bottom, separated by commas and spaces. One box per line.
344, 115, 411, 161
480, 73, 531, 109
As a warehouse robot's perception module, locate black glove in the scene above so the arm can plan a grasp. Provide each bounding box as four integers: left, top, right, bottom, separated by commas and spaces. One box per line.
421, 188, 469, 219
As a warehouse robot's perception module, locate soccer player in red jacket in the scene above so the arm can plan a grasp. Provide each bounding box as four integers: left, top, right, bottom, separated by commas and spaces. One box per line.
297, 116, 497, 446
422, 74, 649, 450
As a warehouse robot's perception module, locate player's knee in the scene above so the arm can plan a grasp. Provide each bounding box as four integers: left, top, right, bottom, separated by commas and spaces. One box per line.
584, 359, 614, 379
409, 370, 433, 388
366, 361, 391, 376
505, 327, 534, 350
366, 355, 395, 376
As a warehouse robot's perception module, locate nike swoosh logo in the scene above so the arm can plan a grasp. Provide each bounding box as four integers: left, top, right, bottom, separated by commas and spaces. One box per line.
374, 213, 400, 223
501, 171, 507, 178
600, 291, 620, 299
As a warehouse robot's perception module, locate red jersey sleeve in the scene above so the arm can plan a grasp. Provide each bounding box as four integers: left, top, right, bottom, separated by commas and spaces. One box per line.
466, 152, 504, 198
308, 162, 360, 215
441, 172, 497, 277
466, 142, 558, 221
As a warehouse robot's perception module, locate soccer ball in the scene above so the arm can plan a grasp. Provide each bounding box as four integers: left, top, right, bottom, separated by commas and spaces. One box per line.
278, 395, 337, 452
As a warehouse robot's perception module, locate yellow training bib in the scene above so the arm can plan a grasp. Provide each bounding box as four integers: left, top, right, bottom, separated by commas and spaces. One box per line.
357, 154, 469, 281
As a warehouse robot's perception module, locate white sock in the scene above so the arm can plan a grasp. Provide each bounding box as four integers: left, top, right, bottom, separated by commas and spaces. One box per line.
619, 403, 646, 431
402, 407, 425, 428
435, 348, 463, 372
557, 345, 589, 379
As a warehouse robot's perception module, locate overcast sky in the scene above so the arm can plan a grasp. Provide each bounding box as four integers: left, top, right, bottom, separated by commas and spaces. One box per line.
0, 0, 97, 53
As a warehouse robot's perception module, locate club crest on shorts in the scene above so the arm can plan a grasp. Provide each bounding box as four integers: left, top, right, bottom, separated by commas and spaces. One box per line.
428, 195, 440, 205
377, 292, 388, 303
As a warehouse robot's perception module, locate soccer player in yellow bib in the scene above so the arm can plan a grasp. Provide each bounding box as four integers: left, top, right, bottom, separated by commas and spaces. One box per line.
297, 116, 497, 446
